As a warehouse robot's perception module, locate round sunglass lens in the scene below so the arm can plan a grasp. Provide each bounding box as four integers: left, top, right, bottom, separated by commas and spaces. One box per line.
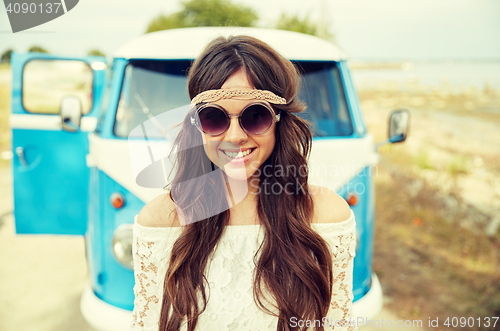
198, 106, 227, 135
241, 105, 273, 134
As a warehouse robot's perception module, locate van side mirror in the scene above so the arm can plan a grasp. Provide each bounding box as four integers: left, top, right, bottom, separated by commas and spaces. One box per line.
60, 96, 82, 132
374, 109, 411, 152
388, 109, 410, 143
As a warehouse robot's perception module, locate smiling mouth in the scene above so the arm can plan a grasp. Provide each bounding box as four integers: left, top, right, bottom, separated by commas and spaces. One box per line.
220, 148, 256, 159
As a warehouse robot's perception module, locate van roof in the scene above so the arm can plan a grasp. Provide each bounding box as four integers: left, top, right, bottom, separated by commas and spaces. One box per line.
113, 27, 347, 61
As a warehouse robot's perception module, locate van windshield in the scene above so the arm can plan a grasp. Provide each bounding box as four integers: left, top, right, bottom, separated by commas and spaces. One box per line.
114, 60, 353, 138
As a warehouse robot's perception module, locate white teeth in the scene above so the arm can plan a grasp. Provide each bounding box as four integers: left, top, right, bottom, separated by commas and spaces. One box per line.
222, 148, 254, 159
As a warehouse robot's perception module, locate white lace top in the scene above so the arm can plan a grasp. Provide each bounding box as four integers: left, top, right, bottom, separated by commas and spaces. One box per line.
130, 209, 358, 331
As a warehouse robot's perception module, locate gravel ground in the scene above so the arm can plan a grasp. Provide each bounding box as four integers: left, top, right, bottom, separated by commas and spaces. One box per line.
0, 166, 96, 331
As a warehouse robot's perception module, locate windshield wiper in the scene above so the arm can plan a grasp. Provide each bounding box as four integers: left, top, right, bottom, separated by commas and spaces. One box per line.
134, 92, 172, 140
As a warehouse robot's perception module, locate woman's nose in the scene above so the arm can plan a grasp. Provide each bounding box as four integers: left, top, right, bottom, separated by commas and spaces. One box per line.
224, 116, 247, 144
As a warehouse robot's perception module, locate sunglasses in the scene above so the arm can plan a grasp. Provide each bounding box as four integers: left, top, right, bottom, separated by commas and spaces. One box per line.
190, 101, 281, 136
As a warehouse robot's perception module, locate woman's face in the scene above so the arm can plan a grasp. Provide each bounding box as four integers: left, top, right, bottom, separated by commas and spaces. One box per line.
198, 68, 277, 181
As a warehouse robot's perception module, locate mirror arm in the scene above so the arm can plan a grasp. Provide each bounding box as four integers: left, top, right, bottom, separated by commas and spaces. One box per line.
374, 139, 390, 153
375, 133, 406, 152
62, 117, 81, 132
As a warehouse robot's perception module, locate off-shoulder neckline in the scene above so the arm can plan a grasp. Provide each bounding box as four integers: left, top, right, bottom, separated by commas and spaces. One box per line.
133, 209, 354, 236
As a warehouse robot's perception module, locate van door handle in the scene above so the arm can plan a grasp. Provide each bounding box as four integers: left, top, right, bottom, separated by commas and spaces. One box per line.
15, 147, 28, 167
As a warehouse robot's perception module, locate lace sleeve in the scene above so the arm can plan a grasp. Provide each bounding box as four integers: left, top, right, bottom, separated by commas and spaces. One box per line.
130, 215, 182, 331
313, 210, 358, 331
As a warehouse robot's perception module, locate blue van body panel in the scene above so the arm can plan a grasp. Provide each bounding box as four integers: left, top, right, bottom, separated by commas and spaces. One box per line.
339, 165, 375, 301
86, 166, 105, 295
90, 169, 144, 311
10, 52, 105, 235
13, 129, 90, 234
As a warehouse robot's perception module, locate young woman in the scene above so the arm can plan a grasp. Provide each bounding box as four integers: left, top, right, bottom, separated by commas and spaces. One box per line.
131, 35, 357, 331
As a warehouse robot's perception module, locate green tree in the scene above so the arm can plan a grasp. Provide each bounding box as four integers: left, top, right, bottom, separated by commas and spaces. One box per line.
28, 45, 48, 53
1, 49, 13, 63
275, 13, 335, 42
88, 49, 106, 57
146, 0, 258, 33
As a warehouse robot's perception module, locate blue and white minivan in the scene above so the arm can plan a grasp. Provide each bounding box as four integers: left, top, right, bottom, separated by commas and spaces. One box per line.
10, 27, 409, 331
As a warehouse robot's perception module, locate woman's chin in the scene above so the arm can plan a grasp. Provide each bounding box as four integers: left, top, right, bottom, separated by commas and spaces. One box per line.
217, 155, 261, 182
220, 160, 249, 181
223, 168, 250, 181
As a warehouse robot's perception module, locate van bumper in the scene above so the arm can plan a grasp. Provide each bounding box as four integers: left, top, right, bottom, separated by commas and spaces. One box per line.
352, 273, 383, 320
81, 283, 132, 331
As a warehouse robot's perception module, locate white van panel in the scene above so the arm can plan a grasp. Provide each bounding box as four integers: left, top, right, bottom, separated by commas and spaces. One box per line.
10, 113, 97, 131
88, 133, 162, 203
308, 133, 379, 192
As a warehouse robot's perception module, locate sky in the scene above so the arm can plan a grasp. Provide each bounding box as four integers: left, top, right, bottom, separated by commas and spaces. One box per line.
1, 0, 499, 60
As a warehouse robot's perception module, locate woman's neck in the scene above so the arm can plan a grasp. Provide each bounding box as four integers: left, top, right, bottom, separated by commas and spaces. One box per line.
225, 175, 260, 225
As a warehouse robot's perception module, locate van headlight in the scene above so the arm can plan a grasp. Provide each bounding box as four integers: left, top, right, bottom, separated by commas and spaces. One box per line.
112, 224, 134, 270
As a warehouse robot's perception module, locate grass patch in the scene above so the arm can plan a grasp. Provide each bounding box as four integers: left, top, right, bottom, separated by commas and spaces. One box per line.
446, 154, 470, 176
412, 149, 434, 171
379, 143, 474, 182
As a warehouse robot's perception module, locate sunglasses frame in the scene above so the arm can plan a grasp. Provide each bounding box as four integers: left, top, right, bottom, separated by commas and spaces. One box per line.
190, 101, 281, 136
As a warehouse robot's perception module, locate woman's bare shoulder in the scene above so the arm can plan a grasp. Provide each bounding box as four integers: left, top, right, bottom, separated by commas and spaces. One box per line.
137, 192, 182, 228
308, 184, 352, 224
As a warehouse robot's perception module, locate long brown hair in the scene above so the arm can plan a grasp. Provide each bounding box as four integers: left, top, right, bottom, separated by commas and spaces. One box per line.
159, 35, 333, 331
